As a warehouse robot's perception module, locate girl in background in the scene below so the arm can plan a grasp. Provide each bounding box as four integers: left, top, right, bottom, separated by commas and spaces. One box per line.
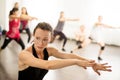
0, 8, 25, 52
70, 25, 92, 53
20, 7, 37, 43
90, 16, 114, 60
51, 11, 79, 51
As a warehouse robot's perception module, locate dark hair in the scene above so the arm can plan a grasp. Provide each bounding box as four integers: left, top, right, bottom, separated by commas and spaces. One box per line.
9, 8, 18, 16
33, 22, 53, 35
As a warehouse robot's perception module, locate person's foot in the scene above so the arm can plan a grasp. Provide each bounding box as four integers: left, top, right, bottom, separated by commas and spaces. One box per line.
76, 41, 81, 45
98, 56, 102, 61
70, 51, 73, 53
62, 48, 66, 51
58, 37, 63, 41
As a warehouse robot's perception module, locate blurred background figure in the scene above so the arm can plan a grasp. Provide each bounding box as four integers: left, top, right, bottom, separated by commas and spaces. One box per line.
70, 25, 92, 53
51, 11, 79, 51
20, 7, 37, 43
13, 2, 19, 9
75, 25, 86, 45
90, 15, 114, 61
1, 2, 20, 36
0, 8, 25, 52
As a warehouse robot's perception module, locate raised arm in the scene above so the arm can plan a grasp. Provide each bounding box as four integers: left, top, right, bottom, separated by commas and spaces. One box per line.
9, 15, 20, 20
65, 18, 80, 21
19, 50, 94, 70
20, 14, 37, 21
102, 24, 114, 28
48, 47, 94, 62
48, 47, 112, 75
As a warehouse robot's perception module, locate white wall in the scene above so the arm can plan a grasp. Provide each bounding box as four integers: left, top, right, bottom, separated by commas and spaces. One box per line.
58, 0, 120, 46
2, 0, 120, 28
0, 0, 21, 30
60, 0, 120, 26
19, 0, 65, 33
0, 0, 6, 29
1, 0, 120, 46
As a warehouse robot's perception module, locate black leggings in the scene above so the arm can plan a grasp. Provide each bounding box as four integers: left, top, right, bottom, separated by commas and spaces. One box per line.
1, 36, 25, 50
20, 28, 31, 43
54, 30, 67, 47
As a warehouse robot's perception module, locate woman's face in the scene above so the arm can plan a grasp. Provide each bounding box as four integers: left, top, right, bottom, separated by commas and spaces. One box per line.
14, 10, 19, 16
21, 8, 27, 14
33, 28, 51, 51
80, 25, 85, 31
98, 16, 103, 22
14, 3, 19, 8
60, 12, 64, 17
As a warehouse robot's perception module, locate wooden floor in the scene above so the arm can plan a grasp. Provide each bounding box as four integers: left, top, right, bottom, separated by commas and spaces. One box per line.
0, 33, 120, 80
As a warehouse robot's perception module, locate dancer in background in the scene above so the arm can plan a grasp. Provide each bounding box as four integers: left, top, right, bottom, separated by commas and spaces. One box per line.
70, 25, 92, 53
51, 11, 79, 51
13, 2, 19, 9
1, 2, 20, 36
90, 15, 114, 60
20, 7, 37, 43
0, 8, 25, 52
2, 2, 19, 35
71, 16, 114, 61
18, 22, 112, 80
75, 25, 86, 45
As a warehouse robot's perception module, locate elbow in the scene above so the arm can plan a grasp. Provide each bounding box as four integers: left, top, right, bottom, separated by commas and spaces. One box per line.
44, 62, 56, 70
45, 64, 54, 70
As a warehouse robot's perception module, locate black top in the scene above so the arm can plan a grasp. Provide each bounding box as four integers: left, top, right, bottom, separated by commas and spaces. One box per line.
18, 45, 49, 80
54, 20, 65, 32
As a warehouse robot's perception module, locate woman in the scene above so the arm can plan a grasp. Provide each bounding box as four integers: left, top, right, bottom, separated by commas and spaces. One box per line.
20, 7, 37, 43
91, 15, 114, 60
51, 11, 79, 51
19, 22, 111, 80
0, 8, 25, 52
75, 25, 86, 44
70, 25, 92, 53
13, 2, 19, 9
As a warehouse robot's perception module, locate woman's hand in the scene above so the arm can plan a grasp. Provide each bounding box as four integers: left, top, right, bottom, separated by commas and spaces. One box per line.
76, 60, 95, 69
92, 63, 112, 75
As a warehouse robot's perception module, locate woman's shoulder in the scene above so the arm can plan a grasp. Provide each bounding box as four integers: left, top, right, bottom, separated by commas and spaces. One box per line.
20, 46, 32, 54
46, 46, 57, 52
19, 46, 33, 60
46, 46, 59, 56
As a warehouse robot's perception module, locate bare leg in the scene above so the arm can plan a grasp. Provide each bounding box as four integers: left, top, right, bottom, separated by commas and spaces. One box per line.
97, 42, 105, 61
71, 38, 91, 53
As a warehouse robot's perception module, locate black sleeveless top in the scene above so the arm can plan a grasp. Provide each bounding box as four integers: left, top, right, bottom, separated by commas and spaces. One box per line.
54, 20, 65, 32
18, 45, 49, 80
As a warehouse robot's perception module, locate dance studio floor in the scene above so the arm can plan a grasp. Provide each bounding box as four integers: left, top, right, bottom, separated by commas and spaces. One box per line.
0, 33, 120, 80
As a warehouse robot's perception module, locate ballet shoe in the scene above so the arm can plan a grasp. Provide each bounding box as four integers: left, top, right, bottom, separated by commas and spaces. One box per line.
98, 57, 102, 61
62, 48, 66, 51
70, 51, 73, 53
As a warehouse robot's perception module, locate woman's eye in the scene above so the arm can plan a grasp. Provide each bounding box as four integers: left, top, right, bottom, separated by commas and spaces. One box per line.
36, 37, 40, 40
43, 39, 48, 41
